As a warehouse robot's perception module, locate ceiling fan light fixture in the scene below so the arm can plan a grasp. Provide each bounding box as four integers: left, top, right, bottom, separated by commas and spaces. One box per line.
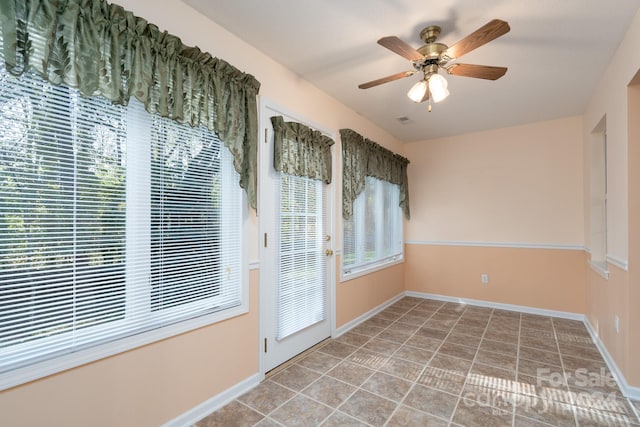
428, 73, 449, 103
407, 79, 428, 103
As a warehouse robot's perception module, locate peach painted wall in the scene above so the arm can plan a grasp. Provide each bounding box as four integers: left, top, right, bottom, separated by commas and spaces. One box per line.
586, 265, 630, 384
0, 271, 260, 427
404, 116, 584, 245
405, 244, 586, 314
582, 8, 640, 389
627, 78, 640, 387
0, 1, 409, 425
402, 116, 585, 313
336, 256, 405, 329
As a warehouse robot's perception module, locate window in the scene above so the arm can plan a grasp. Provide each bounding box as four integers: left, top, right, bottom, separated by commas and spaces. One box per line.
343, 176, 403, 277
0, 64, 244, 379
588, 118, 609, 278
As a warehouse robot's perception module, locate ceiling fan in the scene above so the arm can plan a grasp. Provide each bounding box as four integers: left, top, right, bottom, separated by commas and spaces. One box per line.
359, 19, 510, 110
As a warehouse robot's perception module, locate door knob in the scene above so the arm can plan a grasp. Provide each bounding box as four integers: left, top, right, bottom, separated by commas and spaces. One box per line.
325, 249, 334, 256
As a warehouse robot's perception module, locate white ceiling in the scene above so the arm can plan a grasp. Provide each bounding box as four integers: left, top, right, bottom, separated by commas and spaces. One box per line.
184, 0, 640, 142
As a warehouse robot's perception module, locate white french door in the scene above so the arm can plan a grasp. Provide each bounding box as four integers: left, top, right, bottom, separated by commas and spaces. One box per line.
260, 103, 334, 373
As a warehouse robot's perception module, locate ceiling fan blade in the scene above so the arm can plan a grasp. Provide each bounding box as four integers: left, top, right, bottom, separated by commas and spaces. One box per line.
443, 19, 510, 60
446, 64, 507, 80
377, 36, 424, 61
358, 70, 416, 89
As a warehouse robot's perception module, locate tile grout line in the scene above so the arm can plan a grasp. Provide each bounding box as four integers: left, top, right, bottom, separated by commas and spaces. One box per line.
447, 305, 498, 426
512, 311, 522, 427
253, 334, 379, 427
380, 299, 443, 426
272, 353, 369, 426
314, 327, 384, 426
253, 327, 386, 426
551, 317, 581, 426
379, 298, 447, 426
413, 304, 473, 425
324, 298, 428, 426
362, 299, 434, 426
628, 399, 640, 423
404, 300, 459, 413
555, 322, 640, 425
341, 299, 423, 427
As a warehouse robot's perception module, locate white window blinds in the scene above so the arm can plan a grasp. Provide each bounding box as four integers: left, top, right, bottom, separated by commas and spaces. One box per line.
277, 173, 327, 340
148, 114, 242, 315
343, 176, 403, 276
0, 69, 129, 368
0, 65, 243, 375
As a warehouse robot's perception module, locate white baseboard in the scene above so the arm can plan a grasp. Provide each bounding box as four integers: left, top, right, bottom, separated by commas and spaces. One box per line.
405, 291, 585, 320
334, 292, 405, 337
583, 317, 640, 400
161, 373, 261, 427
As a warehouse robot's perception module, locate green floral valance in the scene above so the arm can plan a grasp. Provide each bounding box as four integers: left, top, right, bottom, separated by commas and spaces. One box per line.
271, 116, 334, 183
0, 0, 261, 210
340, 128, 410, 219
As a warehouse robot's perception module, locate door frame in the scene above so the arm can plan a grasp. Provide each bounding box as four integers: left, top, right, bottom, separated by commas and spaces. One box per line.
257, 96, 337, 377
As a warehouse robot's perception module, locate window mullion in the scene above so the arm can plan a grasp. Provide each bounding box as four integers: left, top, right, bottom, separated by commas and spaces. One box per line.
220, 145, 238, 301
125, 101, 152, 320
355, 189, 366, 265
374, 180, 384, 259
71, 91, 79, 340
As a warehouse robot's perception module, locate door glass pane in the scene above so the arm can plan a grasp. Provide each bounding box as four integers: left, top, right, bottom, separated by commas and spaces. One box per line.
277, 173, 326, 340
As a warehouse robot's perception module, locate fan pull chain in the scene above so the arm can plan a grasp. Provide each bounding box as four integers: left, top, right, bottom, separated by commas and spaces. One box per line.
428, 89, 432, 112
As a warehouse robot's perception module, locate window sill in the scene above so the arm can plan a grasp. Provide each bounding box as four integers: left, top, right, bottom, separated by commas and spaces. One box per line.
341, 256, 404, 282
589, 260, 610, 280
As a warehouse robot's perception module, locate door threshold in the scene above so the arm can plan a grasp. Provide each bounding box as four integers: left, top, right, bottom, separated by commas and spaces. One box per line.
264, 337, 332, 379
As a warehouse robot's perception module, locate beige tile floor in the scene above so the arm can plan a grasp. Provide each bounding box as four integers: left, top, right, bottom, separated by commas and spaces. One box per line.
194, 297, 640, 426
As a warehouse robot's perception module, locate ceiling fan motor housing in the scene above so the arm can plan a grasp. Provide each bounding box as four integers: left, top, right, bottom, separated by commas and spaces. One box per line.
415, 43, 448, 73
417, 42, 448, 60
419, 25, 441, 43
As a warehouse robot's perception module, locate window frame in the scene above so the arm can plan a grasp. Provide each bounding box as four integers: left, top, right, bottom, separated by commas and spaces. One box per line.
0, 71, 250, 392
341, 176, 404, 281
588, 120, 609, 280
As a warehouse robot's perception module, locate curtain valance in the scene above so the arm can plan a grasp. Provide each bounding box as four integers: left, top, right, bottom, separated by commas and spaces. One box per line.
271, 116, 334, 183
0, 0, 261, 209
340, 128, 410, 219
